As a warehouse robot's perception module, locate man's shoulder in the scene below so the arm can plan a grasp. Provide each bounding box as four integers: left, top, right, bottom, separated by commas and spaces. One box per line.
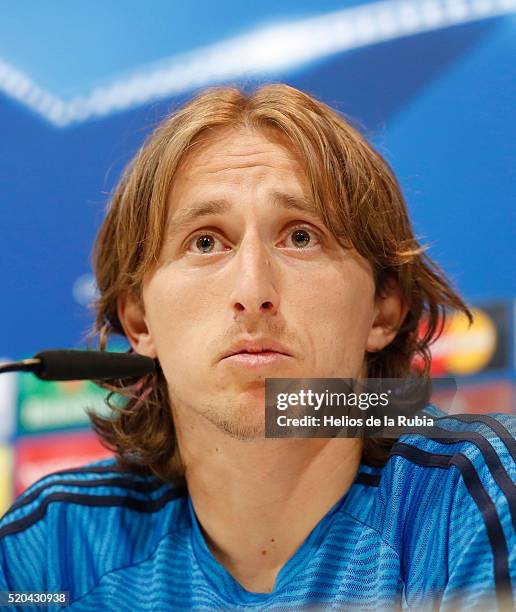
370, 407, 514, 539
0, 456, 189, 542
0, 457, 192, 598
390, 406, 515, 485
0, 458, 187, 547
383, 406, 515, 505
378, 407, 515, 588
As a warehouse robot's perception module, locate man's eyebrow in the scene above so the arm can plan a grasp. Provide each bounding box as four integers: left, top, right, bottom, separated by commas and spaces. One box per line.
169, 199, 229, 229
169, 191, 319, 230
273, 192, 319, 216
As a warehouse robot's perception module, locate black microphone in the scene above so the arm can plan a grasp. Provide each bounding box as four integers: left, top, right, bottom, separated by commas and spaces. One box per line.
0, 350, 155, 381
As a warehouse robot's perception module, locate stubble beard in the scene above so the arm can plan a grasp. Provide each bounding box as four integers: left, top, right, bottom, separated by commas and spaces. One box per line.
200, 400, 266, 441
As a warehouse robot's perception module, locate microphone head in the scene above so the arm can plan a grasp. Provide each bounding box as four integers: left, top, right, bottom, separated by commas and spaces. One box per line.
33, 350, 155, 381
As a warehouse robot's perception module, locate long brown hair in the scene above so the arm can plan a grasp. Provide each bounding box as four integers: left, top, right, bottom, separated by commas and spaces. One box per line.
87, 83, 472, 481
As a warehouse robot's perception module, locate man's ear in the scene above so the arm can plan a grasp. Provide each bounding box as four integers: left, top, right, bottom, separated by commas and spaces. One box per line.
117, 291, 157, 358
366, 277, 409, 353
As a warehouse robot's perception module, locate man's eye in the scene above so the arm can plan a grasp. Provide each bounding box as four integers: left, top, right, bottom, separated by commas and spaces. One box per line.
284, 226, 321, 249
187, 227, 320, 255
189, 233, 225, 254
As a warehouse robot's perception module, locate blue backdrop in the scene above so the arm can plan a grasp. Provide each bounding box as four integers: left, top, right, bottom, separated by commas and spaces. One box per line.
1, 0, 515, 361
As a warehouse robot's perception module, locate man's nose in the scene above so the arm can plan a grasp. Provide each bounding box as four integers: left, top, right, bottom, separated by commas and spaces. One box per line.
228, 233, 280, 321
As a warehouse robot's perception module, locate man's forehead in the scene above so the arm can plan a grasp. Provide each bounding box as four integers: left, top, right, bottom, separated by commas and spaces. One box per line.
175, 126, 303, 178
167, 191, 321, 232
166, 128, 317, 229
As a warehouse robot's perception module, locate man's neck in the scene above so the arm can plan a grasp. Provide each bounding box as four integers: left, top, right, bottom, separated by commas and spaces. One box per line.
172, 406, 363, 594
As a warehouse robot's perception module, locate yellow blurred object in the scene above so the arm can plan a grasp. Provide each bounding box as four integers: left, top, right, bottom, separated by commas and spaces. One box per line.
443, 308, 497, 375
0, 445, 13, 516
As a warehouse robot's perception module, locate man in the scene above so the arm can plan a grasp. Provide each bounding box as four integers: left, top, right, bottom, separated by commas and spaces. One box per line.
1, 84, 514, 611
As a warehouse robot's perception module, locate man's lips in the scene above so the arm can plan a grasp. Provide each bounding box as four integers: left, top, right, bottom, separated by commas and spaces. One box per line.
221, 351, 291, 368
220, 338, 292, 361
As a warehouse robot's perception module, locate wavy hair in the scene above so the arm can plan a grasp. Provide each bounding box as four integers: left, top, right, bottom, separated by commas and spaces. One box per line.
87, 83, 472, 481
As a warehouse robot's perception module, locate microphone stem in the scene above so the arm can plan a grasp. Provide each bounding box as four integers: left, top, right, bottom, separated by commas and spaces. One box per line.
0, 358, 41, 375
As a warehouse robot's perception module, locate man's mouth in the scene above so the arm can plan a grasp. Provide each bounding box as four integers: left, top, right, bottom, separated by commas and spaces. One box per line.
222, 350, 290, 368
221, 337, 292, 361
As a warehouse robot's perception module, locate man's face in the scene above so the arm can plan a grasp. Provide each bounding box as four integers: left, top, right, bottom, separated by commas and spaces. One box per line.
133, 127, 379, 439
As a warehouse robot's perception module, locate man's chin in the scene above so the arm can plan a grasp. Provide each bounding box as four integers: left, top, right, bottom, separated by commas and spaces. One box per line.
207, 414, 266, 441
220, 427, 265, 441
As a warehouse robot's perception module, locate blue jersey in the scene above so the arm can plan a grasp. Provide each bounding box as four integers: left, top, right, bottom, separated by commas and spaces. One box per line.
1, 406, 515, 611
